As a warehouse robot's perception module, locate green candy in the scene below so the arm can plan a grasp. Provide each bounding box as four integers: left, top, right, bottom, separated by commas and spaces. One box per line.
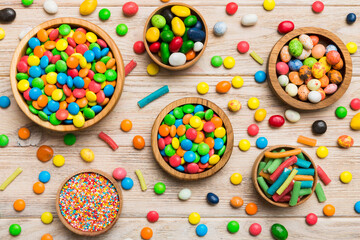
31, 77, 44, 89
191, 143, 199, 152
173, 107, 184, 119
195, 111, 205, 119
211, 55, 223, 67
217, 145, 226, 156
55, 60, 67, 72
99, 8, 111, 20
160, 42, 170, 64
84, 108, 95, 119
227, 221, 239, 233
182, 104, 195, 113
100, 56, 111, 64
22, 0, 33, 6
116, 24, 128, 36
29, 105, 38, 114
184, 15, 198, 27
60, 52, 68, 61
26, 100, 32, 105
59, 24, 71, 36
154, 182, 166, 194
335, 106, 347, 119
222, 135, 227, 144
164, 114, 176, 125
163, 24, 171, 31
185, 124, 192, 130
271, 223, 288, 240
179, 135, 187, 142
0, 134, 9, 147
180, 40, 194, 54
89, 42, 101, 50
193, 152, 200, 163
50, 113, 62, 125
165, 145, 176, 157
105, 69, 117, 81
60, 92, 66, 101
45, 64, 56, 73
16, 73, 29, 81
9, 224, 21, 236
94, 73, 106, 83
160, 30, 174, 42
151, 15, 166, 28
198, 143, 210, 155
26, 47, 32, 55
64, 133, 76, 146
182, 28, 189, 42
205, 109, 214, 120
303, 57, 317, 68
288, 39, 303, 57
205, 131, 214, 138
52, 48, 61, 56
91, 62, 97, 73
38, 111, 48, 121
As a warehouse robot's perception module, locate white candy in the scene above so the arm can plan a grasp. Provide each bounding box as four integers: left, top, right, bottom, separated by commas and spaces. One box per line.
278, 75, 289, 87
193, 42, 203, 52
297, 49, 311, 60
285, 109, 301, 123
213, 21, 227, 36
18, 26, 33, 40
43, 0, 58, 14
178, 188, 191, 201
169, 52, 186, 66
307, 79, 321, 91
241, 14, 258, 26
308, 91, 322, 103
285, 83, 298, 97
299, 34, 313, 50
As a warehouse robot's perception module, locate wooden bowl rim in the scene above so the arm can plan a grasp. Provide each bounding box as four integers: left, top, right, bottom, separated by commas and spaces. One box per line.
55, 169, 123, 236
252, 145, 318, 208
143, 2, 208, 71
151, 97, 234, 180
10, 17, 125, 132
267, 27, 352, 111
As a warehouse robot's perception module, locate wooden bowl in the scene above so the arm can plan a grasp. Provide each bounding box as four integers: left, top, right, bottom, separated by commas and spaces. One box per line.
267, 27, 352, 110
151, 97, 234, 180
10, 17, 125, 132
55, 169, 122, 236
143, 2, 208, 71
252, 145, 318, 207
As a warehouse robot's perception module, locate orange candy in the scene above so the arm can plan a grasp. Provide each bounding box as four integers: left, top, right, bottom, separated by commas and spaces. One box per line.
13, 199, 26, 211
37, 29, 48, 42
133, 135, 145, 150
44, 84, 57, 96
176, 147, 186, 157
66, 94, 76, 103
37, 95, 49, 108
18, 127, 31, 140
33, 182, 45, 194
44, 41, 56, 50
169, 125, 177, 137
158, 124, 170, 137
204, 137, 215, 149
245, 202, 258, 215
79, 68, 89, 78
32, 100, 42, 110
120, 119, 133, 132
211, 116, 223, 128
176, 125, 186, 136
106, 58, 116, 69
67, 56, 79, 69
323, 204, 335, 216
37, 145, 54, 162
141, 227, 153, 240
76, 97, 88, 108
95, 61, 106, 73
216, 81, 231, 93
230, 196, 243, 208
34, 46, 45, 58
186, 50, 196, 61
182, 114, 192, 125
41, 234, 53, 240
59, 101, 68, 110
73, 31, 86, 44
194, 131, 205, 143
83, 77, 91, 88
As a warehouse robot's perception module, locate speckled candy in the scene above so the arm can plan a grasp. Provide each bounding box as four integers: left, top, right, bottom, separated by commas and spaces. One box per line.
299, 34, 313, 50
289, 39, 303, 57
312, 62, 326, 78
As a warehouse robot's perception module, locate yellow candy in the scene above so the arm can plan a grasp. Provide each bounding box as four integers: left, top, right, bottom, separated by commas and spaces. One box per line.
100, 81, 107, 89
41, 212, 53, 224
17, 80, 30, 92
88, 101, 97, 106
147, 63, 159, 75
346, 42, 357, 54
72, 53, 83, 59
80, 0, 98, 16
53, 154, 65, 167
28, 55, 40, 66
248, 97, 260, 110
231, 76, 244, 88
146, 27, 160, 43
316, 146, 328, 158
181, 157, 185, 165
64, 30, 74, 39
56, 39, 68, 51
319, 57, 331, 72
86, 91, 97, 102
350, 112, 360, 130
67, 113, 74, 120
340, 171, 352, 183
188, 212, 200, 225
0, 27, 5, 40
195, 121, 204, 131
172, 137, 180, 149
223, 56, 235, 69
85, 63, 92, 69
80, 148, 95, 162
230, 173, 243, 185
51, 89, 63, 101
214, 127, 226, 138
79, 56, 88, 68
228, 100, 241, 112
189, 116, 201, 128
46, 72, 57, 84
254, 108, 267, 122
197, 82, 209, 95
86, 32, 97, 43
171, 6, 191, 17
239, 139, 250, 151
171, 17, 185, 36
73, 114, 85, 128
209, 154, 220, 165
263, 0, 276, 11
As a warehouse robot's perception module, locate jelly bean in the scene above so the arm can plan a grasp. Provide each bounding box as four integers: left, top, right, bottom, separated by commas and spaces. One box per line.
122, 2, 138, 17
226, 2, 238, 15
216, 81, 231, 93
43, 0, 58, 14
162, 8, 174, 24
278, 21, 294, 34
0, 8, 16, 22
80, 0, 97, 16
180, 40, 194, 54
346, 42, 357, 54
169, 52, 186, 66
80, 148, 94, 162
169, 37, 183, 52
254, 108, 267, 122
178, 188, 192, 200
346, 13, 356, 24
152, 14, 166, 29
241, 14, 258, 26
213, 21, 227, 36
187, 27, 205, 42
184, 15, 197, 27
271, 223, 288, 240
172, 17, 186, 36
171, 6, 191, 17
206, 192, 219, 205
269, 115, 285, 127
161, 42, 170, 64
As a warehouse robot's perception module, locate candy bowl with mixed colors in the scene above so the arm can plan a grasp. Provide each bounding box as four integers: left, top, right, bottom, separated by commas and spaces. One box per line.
143, 2, 208, 70
252, 145, 318, 208
10, 18, 125, 132
268, 27, 352, 110
56, 169, 122, 236
151, 97, 234, 180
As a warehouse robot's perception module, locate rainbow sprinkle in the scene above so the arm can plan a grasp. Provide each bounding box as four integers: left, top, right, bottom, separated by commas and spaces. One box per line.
59, 172, 120, 232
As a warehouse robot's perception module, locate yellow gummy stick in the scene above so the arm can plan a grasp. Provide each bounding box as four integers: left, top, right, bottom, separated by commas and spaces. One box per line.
276, 169, 298, 195
135, 169, 147, 191
0, 168, 23, 191
250, 51, 264, 65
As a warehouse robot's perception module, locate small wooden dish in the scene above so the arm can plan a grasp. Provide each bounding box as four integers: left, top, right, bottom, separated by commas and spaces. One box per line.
55, 169, 122, 236
252, 145, 318, 208
267, 27, 352, 110
10, 17, 125, 132
151, 97, 234, 180
143, 2, 208, 71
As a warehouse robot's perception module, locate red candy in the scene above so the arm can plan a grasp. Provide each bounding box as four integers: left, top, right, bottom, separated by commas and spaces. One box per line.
306, 213, 318, 225
350, 98, 360, 110
276, 62, 289, 75
187, 163, 200, 174
186, 128, 197, 140
68, 69, 79, 78
125, 59, 137, 76
96, 91, 105, 104
226, 2, 238, 15
17, 61, 28, 73
89, 81, 101, 93
278, 21, 295, 34
149, 42, 161, 53
133, 41, 145, 54
312, 1, 324, 13
73, 88, 86, 98
164, 135, 172, 145
122, 1, 138, 16
75, 44, 88, 55
169, 37, 183, 53
269, 115, 285, 127
237, 41, 250, 54
97, 39, 107, 48
169, 155, 181, 167
326, 51, 341, 65
49, 29, 59, 41
310, 35, 319, 45
56, 109, 69, 120
99, 131, 119, 151
158, 138, 165, 150
249, 223, 262, 236
247, 124, 259, 136
203, 122, 215, 133
147, 211, 159, 223
67, 37, 76, 48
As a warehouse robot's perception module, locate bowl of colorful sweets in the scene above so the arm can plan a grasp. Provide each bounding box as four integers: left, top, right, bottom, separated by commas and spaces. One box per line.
56, 169, 122, 236
151, 97, 233, 180
268, 27, 352, 110
143, 2, 208, 70
252, 145, 318, 207
10, 18, 125, 131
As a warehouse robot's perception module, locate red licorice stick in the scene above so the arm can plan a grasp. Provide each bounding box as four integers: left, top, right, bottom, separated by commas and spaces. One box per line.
317, 165, 331, 185
99, 131, 119, 151
273, 180, 295, 202
277, 195, 300, 203
125, 60, 137, 76
270, 156, 298, 181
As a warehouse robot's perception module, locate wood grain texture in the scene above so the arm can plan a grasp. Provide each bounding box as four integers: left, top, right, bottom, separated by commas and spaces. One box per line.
0, 1, 360, 239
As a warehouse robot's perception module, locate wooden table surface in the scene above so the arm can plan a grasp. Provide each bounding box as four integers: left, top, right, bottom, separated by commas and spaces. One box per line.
0, 0, 359, 239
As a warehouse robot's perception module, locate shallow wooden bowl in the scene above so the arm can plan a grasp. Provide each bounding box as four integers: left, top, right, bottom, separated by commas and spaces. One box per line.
143, 2, 208, 71
268, 27, 352, 110
151, 97, 234, 180
252, 145, 318, 208
10, 17, 125, 132
55, 169, 122, 236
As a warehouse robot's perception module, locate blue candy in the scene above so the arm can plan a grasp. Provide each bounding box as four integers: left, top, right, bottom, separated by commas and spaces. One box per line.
288, 59, 303, 71
68, 102, 80, 115
47, 100, 59, 112
206, 192, 219, 205
194, 104, 204, 113
103, 85, 114, 97
0, 96, 10, 108
160, 149, 166, 156
40, 56, 49, 69
355, 201, 360, 213
29, 87, 42, 100
121, 177, 134, 190
174, 119, 183, 128
300, 181, 314, 189
296, 158, 311, 168
91, 105, 103, 114
214, 138, 224, 150
196, 224, 208, 237
28, 37, 40, 49
42, 107, 52, 115
187, 28, 206, 42
63, 119, 73, 124
213, 21, 227, 36
101, 48, 109, 57
255, 70, 267, 83
256, 137, 268, 149
184, 151, 196, 162
175, 165, 185, 172
347, 13, 356, 24
267, 168, 291, 195
92, 47, 101, 59
181, 139, 193, 151
66, 76, 74, 88
57, 73, 67, 85
73, 76, 85, 89
295, 168, 315, 176
325, 44, 337, 54
194, 21, 203, 29
38, 171, 51, 183
28, 77, 33, 87
84, 50, 95, 62
29, 66, 42, 78
200, 154, 209, 164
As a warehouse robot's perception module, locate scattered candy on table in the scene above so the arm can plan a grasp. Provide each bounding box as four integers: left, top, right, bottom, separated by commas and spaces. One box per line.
0, 167, 23, 191
137, 85, 169, 108
64, 133, 76, 145
135, 169, 147, 191
133, 41, 145, 54
79, 0, 97, 15
346, 13, 356, 24
239, 139, 251, 151
0, 134, 9, 147
346, 42, 357, 54
211, 55, 223, 67
140, 227, 153, 240
213, 21, 227, 36
197, 82, 209, 94
207, 192, 219, 205
0, 8, 16, 22
80, 148, 94, 162
133, 135, 145, 149
254, 70, 267, 83
147, 210, 159, 223
248, 124, 259, 136
245, 202, 258, 215
18, 127, 30, 139
337, 135, 354, 148
9, 223, 21, 236
255, 108, 267, 122
256, 137, 268, 149
312, 1, 324, 13
99, 131, 119, 150
297, 135, 317, 147
99, 8, 111, 20
316, 146, 328, 158
231, 76, 244, 88
178, 188, 191, 200
120, 119, 133, 132
227, 220, 239, 233
13, 199, 26, 211
312, 120, 327, 134
216, 80, 231, 93
196, 224, 208, 237
271, 223, 288, 240
43, 0, 58, 14
230, 196, 243, 208
323, 204, 335, 216
269, 115, 285, 128
121, 177, 134, 190
188, 212, 201, 225
249, 222, 262, 236
226, 2, 238, 15
0, 96, 10, 108
116, 23, 128, 36
53, 154, 65, 167
278, 21, 294, 34
154, 182, 166, 194
228, 99, 241, 112
306, 213, 318, 225
147, 63, 159, 76
41, 234, 53, 240
113, 167, 127, 180
241, 14, 258, 26
41, 212, 53, 224
340, 171, 352, 183
122, 1, 139, 17
39, 170, 51, 183
33, 181, 45, 194
335, 106, 347, 118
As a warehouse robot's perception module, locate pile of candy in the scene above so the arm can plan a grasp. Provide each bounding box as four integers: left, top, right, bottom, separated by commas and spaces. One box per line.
16, 24, 118, 127
145, 5, 206, 67
157, 104, 227, 174
277, 34, 345, 103
59, 172, 120, 232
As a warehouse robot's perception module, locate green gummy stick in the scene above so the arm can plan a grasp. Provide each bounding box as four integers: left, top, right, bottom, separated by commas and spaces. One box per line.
258, 162, 266, 175
262, 159, 274, 173
315, 182, 327, 202
257, 177, 272, 198
297, 152, 305, 159
299, 188, 312, 196
267, 149, 286, 174
289, 181, 302, 206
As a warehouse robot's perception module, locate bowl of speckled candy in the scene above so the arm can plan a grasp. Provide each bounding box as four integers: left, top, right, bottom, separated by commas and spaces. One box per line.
56, 169, 122, 236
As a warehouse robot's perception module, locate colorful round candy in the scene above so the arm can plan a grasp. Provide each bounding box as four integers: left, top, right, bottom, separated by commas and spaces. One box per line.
122, 2, 138, 16
323, 204, 335, 216
340, 171, 352, 183
312, 1, 324, 13
249, 223, 262, 236
154, 182, 166, 194
306, 213, 318, 225
189, 212, 201, 225
226, 2, 238, 15
99, 8, 111, 20
256, 137, 268, 149
13, 199, 26, 211
227, 221, 239, 233
196, 224, 208, 237
9, 224, 21, 236
237, 41, 249, 53
346, 13, 357, 24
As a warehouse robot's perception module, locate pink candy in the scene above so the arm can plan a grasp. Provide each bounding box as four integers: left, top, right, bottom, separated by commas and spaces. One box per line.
187, 163, 200, 174
249, 223, 262, 236
276, 62, 289, 75
112, 167, 127, 180
122, 1, 138, 16
186, 128, 197, 140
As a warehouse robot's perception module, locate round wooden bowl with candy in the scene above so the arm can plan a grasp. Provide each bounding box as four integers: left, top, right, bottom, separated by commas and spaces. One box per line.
55, 169, 122, 236
268, 27, 352, 111
151, 97, 234, 180
10, 17, 125, 132
252, 145, 318, 207
143, 2, 208, 71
